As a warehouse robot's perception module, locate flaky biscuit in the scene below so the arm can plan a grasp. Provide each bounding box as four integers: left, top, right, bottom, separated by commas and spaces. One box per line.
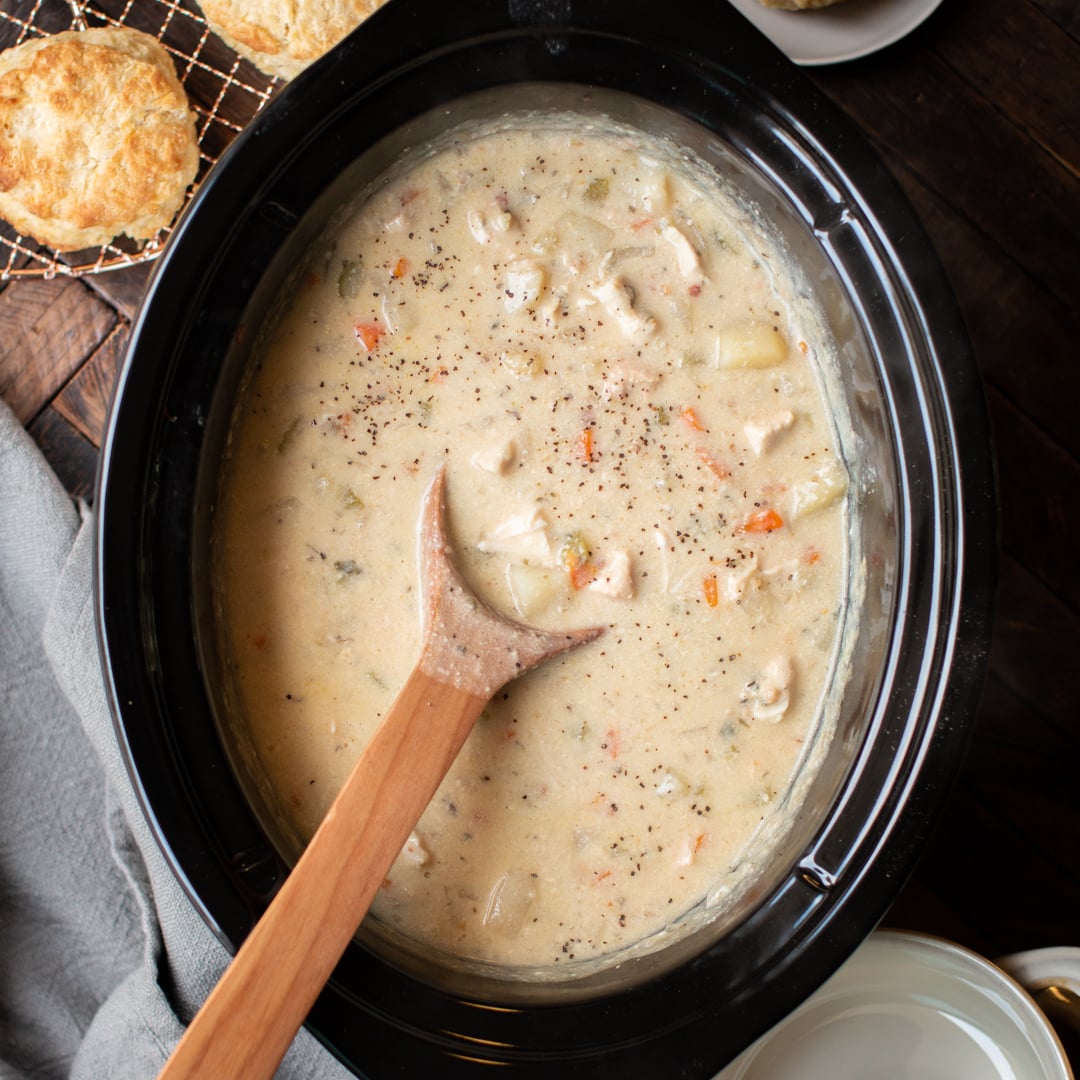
198, 0, 388, 81
0, 27, 199, 251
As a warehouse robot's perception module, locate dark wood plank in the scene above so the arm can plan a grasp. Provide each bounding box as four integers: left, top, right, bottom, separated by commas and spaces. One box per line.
53, 323, 127, 447
883, 874, 993, 958
930, 0, 1080, 174
26, 405, 99, 502
988, 386, 1080, 613
0, 279, 116, 425
84, 263, 155, 323
878, 157, 1080, 459
964, 688, 1080, 878
808, 24, 1080, 311
912, 778, 1080, 955
1030, 0, 1080, 39
989, 554, 1080, 739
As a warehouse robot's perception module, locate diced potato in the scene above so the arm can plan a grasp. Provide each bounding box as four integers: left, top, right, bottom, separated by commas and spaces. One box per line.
479, 505, 552, 561
715, 321, 789, 369
506, 562, 560, 618
636, 164, 671, 215
790, 458, 848, 520
502, 260, 545, 313
482, 870, 538, 935
554, 212, 613, 272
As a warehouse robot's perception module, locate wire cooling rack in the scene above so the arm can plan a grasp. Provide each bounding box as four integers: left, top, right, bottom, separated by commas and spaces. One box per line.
0, 0, 281, 279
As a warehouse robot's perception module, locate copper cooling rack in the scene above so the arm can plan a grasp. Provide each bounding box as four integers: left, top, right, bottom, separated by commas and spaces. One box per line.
0, 0, 281, 279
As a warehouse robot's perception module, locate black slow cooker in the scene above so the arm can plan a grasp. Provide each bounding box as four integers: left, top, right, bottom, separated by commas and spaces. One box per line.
95, 0, 996, 1075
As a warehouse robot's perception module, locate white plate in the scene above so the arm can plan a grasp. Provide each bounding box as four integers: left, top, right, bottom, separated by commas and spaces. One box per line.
726, 0, 945, 66
997, 946, 1080, 997
714, 930, 1074, 1079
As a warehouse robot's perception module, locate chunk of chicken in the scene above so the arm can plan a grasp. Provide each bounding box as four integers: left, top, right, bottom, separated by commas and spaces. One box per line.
662, 222, 706, 284
744, 409, 796, 456
399, 831, 430, 867
587, 550, 634, 599
467, 201, 514, 244
743, 655, 795, 723
601, 361, 659, 401
589, 275, 656, 339
471, 438, 517, 475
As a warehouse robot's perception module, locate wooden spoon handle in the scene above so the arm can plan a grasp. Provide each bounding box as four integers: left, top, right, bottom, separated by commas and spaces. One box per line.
157, 667, 485, 1080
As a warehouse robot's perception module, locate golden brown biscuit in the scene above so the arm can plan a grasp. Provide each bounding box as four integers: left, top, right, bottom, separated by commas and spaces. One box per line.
757, 0, 851, 8
0, 27, 199, 251
198, 0, 388, 81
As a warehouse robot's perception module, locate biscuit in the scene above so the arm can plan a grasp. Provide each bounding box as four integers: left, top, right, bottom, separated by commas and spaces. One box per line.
198, 0, 388, 81
0, 27, 199, 251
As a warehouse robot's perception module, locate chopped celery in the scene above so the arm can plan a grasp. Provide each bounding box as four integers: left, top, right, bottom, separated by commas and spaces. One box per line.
337, 258, 363, 300
584, 176, 610, 202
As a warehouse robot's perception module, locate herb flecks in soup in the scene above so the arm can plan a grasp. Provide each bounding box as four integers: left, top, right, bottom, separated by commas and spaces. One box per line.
216, 117, 849, 971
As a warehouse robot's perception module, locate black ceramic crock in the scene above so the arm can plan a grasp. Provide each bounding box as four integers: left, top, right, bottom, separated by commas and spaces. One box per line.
95, 0, 996, 1075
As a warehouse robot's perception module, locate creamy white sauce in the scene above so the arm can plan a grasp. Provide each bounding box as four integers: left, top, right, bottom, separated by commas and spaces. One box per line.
214, 115, 851, 973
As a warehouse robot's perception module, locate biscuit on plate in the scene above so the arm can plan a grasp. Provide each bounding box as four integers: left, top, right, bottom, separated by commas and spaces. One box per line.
757, 0, 851, 8
0, 27, 199, 251
198, 0, 388, 81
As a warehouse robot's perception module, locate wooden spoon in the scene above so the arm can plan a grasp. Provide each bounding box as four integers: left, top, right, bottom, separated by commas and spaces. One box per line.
158, 468, 602, 1080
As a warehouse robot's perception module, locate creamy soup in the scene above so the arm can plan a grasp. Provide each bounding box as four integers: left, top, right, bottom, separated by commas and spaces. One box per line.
213, 114, 851, 973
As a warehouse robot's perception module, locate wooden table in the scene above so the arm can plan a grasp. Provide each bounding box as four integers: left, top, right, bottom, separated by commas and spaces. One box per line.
2, 0, 1078, 1019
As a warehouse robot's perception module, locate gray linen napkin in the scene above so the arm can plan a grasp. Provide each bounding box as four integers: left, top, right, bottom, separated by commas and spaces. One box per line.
0, 397, 352, 1079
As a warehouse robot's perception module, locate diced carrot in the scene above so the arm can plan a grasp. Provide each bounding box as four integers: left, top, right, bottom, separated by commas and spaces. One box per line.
680, 405, 706, 431
354, 321, 385, 352
594, 869, 614, 885
392, 257, 408, 279
798, 340, 809, 354
703, 575, 719, 608
575, 427, 595, 463
693, 833, 707, 854
803, 546, 822, 565
569, 558, 598, 590
560, 535, 597, 589
696, 447, 731, 480
739, 507, 784, 534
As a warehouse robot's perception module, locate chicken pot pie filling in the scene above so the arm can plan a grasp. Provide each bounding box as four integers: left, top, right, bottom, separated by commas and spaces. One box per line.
213, 114, 853, 972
